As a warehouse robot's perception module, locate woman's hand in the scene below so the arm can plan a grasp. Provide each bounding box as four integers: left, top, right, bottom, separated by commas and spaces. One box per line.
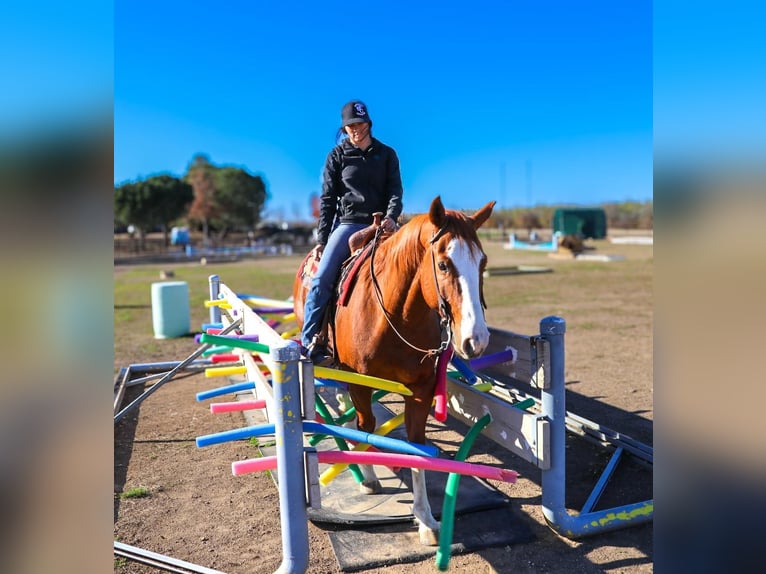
381, 217, 397, 233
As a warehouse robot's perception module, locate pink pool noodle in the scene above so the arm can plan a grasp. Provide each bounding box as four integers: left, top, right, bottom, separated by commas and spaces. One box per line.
233, 451, 518, 482
234, 456, 278, 475
434, 347, 453, 422
210, 399, 267, 414
206, 327, 223, 335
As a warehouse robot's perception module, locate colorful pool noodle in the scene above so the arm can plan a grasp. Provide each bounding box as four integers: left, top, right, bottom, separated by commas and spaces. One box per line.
210, 353, 242, 363
196, 423, 276, 447
196, 420, 437, 457
201, 322, 223, 331
196, 381, 255, 402
204, 299, 232, 309
513, 398, 535, 411
313, 394, 365, 484
236, 294, 295, 310
319, 412, 406, 486
468, 348, 516, 371
449, 355, 477, 385
209, 333, 260, 342
204, 365, 248, 378
313, 366, 413, 396
303, 421, 437, 457
251, 307, 293, 314
435, 413, 492, 571
280, 326, 301, 339
201, 345, 234, 357
434, 347, 453, 422
200, 333, 270, 354
450, 355, 492, 392
307, 390, 388, 446
234, 450, 518, 483
210, 399, 267, 414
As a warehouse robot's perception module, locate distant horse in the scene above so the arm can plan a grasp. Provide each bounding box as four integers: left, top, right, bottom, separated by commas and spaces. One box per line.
293, 196, 495, 545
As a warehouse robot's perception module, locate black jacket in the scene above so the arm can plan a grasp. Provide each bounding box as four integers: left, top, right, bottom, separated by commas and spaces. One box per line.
316, 137, 403, 246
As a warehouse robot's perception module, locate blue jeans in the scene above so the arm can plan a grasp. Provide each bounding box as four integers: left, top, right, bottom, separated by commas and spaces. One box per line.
302, 222, 367, 348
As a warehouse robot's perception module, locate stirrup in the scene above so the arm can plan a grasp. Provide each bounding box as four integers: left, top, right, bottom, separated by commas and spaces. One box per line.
307, 338, 333, 367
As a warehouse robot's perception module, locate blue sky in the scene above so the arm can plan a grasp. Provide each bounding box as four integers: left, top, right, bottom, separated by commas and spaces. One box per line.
114, 1, 652, 220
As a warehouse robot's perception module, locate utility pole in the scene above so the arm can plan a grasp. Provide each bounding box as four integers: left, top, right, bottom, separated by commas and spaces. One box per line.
499, 162, 506, 209
525, 159, 533, 207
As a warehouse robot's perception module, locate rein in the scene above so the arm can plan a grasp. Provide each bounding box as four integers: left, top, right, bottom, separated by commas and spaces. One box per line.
369, 224, 453, 361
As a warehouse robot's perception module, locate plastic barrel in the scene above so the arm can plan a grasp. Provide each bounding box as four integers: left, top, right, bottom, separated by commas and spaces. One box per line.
151, 281, 190, 339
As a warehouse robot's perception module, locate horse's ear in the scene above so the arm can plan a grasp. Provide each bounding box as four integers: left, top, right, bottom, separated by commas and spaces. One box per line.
429, 196, 447, 228
471, 200, 496, 229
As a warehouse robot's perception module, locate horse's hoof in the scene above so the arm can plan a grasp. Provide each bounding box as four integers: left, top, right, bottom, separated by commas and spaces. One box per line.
359, 480, 382, 495
418, 526, 440, 546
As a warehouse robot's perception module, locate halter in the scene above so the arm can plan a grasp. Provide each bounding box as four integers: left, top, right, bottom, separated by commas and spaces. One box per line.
369, 223, 453, 361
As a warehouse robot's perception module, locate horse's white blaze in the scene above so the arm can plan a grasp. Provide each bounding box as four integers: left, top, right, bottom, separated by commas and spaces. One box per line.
446, 239, 489, 354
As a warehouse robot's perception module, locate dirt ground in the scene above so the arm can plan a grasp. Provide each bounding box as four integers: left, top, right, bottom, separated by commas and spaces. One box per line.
114, 235, 653, 573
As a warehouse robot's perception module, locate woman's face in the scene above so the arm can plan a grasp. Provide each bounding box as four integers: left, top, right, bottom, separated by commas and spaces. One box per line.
344, 121, 370, 147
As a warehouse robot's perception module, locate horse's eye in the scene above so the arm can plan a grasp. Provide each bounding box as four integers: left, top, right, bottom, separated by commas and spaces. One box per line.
438, 261, 449, 272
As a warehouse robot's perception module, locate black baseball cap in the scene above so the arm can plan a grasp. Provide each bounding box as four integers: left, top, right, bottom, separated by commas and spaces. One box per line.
341, 100, 371, 128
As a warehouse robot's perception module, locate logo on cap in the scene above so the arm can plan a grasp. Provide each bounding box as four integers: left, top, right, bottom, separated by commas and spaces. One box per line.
353, 103, 367, 117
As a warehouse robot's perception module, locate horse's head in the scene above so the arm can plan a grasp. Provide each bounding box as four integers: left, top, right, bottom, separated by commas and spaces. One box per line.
426, 196, 495, 359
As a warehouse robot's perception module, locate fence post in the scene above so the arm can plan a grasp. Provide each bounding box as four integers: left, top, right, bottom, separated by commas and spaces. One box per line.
540, 315, 568, 530
208, 274, 221, 324
271, 341, 309, 574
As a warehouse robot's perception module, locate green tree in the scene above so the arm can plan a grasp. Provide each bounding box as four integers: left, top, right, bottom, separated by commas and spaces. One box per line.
114, 174, 193, 249
211, 166, 267, 237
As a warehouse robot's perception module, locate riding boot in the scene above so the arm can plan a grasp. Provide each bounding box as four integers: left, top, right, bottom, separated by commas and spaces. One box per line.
307, 334, 333, 367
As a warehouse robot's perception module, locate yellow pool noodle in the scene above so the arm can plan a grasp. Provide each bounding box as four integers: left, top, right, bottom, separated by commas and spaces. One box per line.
280, 326, 301, 339
204, 365, 247, 378
313, 367, 412, 396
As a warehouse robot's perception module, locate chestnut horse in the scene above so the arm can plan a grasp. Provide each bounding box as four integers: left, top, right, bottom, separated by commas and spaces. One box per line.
293, 196, 495, 545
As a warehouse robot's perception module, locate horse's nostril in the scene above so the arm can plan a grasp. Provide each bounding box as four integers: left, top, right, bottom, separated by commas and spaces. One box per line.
463, 339, 476, 357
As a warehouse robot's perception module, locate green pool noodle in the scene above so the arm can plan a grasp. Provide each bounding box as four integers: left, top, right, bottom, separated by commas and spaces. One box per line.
435, 413, 493, 571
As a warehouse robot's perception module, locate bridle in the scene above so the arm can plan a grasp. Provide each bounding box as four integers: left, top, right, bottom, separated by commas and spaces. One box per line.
369, 223, 454, 360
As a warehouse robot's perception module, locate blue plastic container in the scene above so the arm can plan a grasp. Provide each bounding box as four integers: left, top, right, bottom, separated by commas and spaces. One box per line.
170, 226, 190, 245
151, 281, 190, 338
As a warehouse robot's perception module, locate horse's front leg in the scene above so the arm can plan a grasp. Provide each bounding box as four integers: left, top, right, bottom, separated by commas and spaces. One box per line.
412, 467, 440, 545
405, 394, 440, 545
